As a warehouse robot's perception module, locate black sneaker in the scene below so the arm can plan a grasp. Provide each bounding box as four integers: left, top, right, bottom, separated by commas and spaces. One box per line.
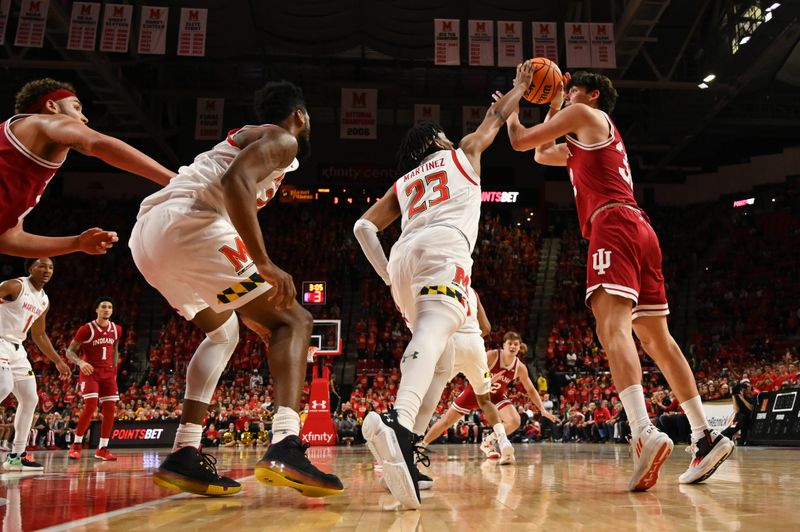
362, 409, 420, 508
255, 435, 344, 497
413, 435, 434, 490
679, 429, 734, 484
153, 447, 241, 496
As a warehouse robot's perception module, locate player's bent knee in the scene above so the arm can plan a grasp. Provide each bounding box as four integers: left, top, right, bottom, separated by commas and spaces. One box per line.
207, 313, 239, 345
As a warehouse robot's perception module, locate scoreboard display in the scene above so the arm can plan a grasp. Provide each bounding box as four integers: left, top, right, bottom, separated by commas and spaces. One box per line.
748, 387, 800, 446
302, 281, 326, 305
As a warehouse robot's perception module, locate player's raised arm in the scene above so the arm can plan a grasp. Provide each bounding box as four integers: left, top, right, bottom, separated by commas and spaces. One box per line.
353, 186, 401, 286
0, 222, 118, 258
29, 305, 70, 379
35, 114, 175, 186
221, 127, 299, 309
459, 61, 533, 173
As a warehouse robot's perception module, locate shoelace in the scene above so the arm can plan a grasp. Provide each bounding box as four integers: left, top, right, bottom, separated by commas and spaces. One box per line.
199, 451, 220, 477
413, 443, 431, 468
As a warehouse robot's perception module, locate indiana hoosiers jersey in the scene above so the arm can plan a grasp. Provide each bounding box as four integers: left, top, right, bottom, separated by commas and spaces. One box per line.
487, 353, 520, 397
137, 125, 298, 221
565, 111, 639, 238
73, 321, 121, 370
394, 148, 481, 252
0, 277, 49, 343
0, 116, 63, 233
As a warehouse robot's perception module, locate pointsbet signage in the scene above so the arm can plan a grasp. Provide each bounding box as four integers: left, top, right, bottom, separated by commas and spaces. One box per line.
481, 191, 520, 203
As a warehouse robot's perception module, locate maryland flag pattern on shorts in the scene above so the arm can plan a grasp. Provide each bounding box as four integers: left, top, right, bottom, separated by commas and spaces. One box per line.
418, 285, 465, 305
217, 273, 266, 304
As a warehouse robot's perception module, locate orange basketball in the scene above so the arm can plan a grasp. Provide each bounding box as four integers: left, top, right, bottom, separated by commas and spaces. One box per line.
523, 57, 562, 105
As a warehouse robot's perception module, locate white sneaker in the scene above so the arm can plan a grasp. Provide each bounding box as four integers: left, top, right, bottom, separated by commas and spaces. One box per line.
498, 442, 515, 465
628, 425, 674, 491
3, 452, 44, 472
362, 411, 420, 509
480, 433, 498, 457
380, 469, 433, 491
679, 429, 734, 484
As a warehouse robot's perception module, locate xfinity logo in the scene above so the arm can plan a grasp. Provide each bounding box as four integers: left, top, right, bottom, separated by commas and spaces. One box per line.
301, 432, 335, 444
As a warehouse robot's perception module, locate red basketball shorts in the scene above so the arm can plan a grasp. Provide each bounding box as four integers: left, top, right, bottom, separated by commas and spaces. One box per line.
79, 368, 119, 403
452, 384, 513, 415
585, 206, 669, 319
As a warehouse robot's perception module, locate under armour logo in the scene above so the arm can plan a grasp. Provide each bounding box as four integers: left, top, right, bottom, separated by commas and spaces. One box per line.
402, 351, 420, 363
311, 400, 327, 410
592, 248, 612, 275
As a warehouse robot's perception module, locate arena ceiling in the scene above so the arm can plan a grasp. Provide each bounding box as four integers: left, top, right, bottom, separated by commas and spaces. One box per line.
2, 0, 800, 183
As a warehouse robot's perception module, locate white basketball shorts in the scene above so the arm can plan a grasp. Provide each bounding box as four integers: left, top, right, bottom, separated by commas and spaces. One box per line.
129, 202, 273, 320
451, 332, 491, 396
0, 339, 34, 382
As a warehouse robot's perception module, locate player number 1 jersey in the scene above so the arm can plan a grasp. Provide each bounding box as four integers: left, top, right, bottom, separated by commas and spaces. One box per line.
73, 320, 121, 369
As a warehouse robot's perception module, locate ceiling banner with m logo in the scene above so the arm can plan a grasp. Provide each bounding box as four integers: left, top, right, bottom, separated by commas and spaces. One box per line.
497, 21, 522, 67
0, 0, 12, 45
340, 88, 377, 140
195, 98, 224, 140
138, 5, 169, 55
532, 22, 558, 64
590, 23, 616, 68
14, 0, 50, 48
67, 2, 100, 51
100, 3, 133, 53
468, 20, 494, 66
434, 18, 460, 66
565, 22, 591, 68
462, 105, 484, 137
177, 7, 207, 57
414, 104, 440, 126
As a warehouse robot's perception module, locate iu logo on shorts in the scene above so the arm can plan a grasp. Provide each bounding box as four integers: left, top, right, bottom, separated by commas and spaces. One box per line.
592, 248, 612, 275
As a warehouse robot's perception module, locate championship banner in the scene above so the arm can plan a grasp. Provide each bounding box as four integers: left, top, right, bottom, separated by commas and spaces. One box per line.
590, 22, 616, 68
565, 22, 592, 68
497, 21, 522, 67
0, 0, 11, 45
177, 7, 207, 57
137, 5, 169, 55
468, 20, 494, 66
532, 22, 558, 64
100, 3, 133, 53
14, 0, 50, 48
462, 105, 484, 137
340, 88, 377, 140
89, 420, 179, 449
434, 18, 460, 66
414, 104, 440, 125
195, 98, 224, 140
67, 2, 100, 51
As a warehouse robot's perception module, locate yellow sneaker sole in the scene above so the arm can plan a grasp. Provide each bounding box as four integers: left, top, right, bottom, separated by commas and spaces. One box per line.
254, 464, 343, 497
153, 471, 241, 497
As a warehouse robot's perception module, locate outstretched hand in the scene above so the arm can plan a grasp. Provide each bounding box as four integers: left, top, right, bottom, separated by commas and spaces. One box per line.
514, 60, 535, 91
78, 228, 119, 255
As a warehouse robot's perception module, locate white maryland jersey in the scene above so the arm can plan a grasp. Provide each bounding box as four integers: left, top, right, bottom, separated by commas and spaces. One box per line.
0, 277, 49, 343
137, 125, 298, 220
458, 287, 482, 335
394, 148, 481, 251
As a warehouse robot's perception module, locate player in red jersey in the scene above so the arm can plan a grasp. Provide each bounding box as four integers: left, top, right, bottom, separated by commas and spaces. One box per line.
422, 331, 555, 464
0, 78, 174, 258
499, 64, 733, 490
65, 296, 121, 461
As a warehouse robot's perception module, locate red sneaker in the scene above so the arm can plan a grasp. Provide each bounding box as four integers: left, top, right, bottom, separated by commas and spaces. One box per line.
94, 447, 118, 461
68, 444, 82, 460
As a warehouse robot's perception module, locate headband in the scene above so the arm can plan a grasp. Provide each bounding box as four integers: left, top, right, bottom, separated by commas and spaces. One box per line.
24, 89, 78, 114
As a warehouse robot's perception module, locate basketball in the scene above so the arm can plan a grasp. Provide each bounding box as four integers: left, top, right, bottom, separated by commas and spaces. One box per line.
522, 57, 562, 105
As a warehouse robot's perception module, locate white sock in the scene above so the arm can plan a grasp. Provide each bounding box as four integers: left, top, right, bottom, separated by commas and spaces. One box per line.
619, 384, 651, 437
494, 423, 511, 448
271, 406, 300, 444
681, 395, 711, 441
172, 422, 203, 452
74, 434, 83, 443
99, 438, 109, 449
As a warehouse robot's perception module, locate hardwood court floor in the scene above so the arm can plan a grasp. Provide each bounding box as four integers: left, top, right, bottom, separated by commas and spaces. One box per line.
1, 442, 797, 531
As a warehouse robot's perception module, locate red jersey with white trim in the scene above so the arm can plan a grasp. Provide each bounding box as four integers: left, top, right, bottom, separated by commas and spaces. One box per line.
565, 111, 639, 238
0, 115, 63, 233
488, 354, 520, 397
136, 125, 298, 221
73, 320, 121, 370
394, 148, 481, 252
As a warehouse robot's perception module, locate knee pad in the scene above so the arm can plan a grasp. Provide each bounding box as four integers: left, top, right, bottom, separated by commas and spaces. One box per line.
207, 313, 239, 346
